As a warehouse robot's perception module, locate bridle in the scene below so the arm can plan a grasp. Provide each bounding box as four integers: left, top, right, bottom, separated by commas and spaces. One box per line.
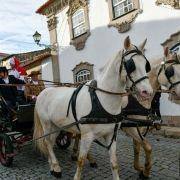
120, 46, 151, 91
158, 59, 180, 90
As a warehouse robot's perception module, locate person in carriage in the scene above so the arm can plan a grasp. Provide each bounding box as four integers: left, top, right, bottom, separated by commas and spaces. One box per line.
24, 71, 45, 102
0, 67, 26, 119
9, 57, 27, 104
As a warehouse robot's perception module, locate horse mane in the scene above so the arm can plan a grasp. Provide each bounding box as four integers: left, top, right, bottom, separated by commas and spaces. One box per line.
99, 50, 122, 74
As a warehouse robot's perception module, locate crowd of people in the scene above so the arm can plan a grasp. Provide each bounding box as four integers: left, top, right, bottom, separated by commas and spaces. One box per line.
0, 56, 44, 112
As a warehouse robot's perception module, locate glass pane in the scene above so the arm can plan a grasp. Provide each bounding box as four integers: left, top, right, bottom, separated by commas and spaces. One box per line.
72, 9, 85, 29
73, 23, 86, 37
76, 70, 91, 82
113, 0, 133, 18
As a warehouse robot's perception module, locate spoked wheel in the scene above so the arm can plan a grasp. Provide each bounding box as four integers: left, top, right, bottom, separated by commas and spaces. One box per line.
0, 134, 14, 167
56, 131, 71, 150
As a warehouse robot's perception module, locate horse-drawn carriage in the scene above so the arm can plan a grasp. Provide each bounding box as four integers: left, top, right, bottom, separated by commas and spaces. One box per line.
0, 37, 179, 180
0, 96, 71, 167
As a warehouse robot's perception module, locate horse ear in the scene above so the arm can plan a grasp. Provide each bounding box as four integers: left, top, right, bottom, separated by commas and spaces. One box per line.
124, 36, 131, 50
164, 47, 169, 57
139, 38, 147, 52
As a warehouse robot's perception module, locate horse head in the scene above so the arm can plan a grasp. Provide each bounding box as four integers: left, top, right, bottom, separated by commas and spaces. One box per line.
157, 47, 180, 97
120, 36, 153, 102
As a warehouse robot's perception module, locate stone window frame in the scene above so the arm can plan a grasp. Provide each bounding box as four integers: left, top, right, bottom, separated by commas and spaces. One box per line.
72, 61, 94, 83
107, 0, 142, 33
67, 0, 90, 50
161, 31, 180, 51
155, 0, 180, 9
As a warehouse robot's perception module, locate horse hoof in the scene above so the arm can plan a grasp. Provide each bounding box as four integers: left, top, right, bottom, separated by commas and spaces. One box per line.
50, 171, 62, 178
90, 162, 98, 168
71, 155, 78, 161
139, 171, 149, 180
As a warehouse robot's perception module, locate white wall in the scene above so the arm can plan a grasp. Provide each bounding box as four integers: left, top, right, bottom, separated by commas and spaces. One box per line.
56, 0, 180, 115
41, 57, 53, 87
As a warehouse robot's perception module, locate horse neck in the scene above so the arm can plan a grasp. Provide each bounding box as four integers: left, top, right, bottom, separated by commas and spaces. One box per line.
149, 66, 160, 91
96, 51, 126, 114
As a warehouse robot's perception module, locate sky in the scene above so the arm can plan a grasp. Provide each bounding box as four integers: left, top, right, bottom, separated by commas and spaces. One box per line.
0, 0, 49, 54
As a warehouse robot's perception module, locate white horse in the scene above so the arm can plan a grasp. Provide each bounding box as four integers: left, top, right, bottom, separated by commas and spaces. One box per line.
33, 36, 153, 180
122, 46, 180, 178
70, 46, 180, 179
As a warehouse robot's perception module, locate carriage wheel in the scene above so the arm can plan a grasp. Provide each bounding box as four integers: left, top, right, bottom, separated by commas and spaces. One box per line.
56, 131, 71, 150
0, 134, 14, 167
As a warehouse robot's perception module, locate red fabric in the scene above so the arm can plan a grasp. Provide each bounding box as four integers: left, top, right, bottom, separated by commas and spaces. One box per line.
13, 57, 27, 75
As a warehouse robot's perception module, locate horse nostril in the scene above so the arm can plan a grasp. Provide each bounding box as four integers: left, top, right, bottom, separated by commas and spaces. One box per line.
142, 90, 148, 95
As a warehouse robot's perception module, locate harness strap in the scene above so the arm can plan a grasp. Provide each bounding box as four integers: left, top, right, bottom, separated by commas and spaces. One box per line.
94, 123, 119, 150
66, 84, 84, 131
131, 76, 149, 89
169, 81, 180, 90
136, 126, 144, 141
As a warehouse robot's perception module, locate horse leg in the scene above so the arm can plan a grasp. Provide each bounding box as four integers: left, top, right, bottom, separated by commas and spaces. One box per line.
141, 139, 152, 178
72, 134, 97, 168
44, 123, 62, 178
133, 139, 143, 172
124, 127, 152, 178
74, 133, 94, 180
71, 134, 80, 161
105, 134, 120, 180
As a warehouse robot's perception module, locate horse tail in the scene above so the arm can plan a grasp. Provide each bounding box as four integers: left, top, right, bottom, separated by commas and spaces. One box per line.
33, 107, 48, 156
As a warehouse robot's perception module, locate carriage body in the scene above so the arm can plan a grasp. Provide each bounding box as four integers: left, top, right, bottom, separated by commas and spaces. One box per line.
0, 99, 72, 167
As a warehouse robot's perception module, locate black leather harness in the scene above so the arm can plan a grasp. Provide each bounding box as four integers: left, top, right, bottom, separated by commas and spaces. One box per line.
66, 80, 122, 150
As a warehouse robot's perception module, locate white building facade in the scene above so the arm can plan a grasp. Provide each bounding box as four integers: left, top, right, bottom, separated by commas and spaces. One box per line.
37, 0, 180, 117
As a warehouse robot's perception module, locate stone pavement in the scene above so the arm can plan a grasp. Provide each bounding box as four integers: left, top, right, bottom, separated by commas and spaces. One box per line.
0, 133, 179, 180
152, 127, 180, 138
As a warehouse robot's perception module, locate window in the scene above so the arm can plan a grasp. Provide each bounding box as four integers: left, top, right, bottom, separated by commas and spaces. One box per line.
72, 61, 94, 83
107, 0, 141, 33
72, 9, 86, 38
112, 0, 134, 19
67, 0, 90, 50
76, 69, 90, 83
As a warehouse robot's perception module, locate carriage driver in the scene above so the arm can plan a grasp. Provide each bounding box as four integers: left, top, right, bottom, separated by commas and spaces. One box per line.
0, 67, 26, 110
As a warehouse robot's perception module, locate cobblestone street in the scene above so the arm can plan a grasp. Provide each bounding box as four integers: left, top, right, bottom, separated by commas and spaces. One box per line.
0, 133, 179, 180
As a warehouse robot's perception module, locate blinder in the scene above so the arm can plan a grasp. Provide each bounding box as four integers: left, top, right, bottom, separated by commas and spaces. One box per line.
165, 65, 174, 80
158, 59, 180, 90
123, 51, 151, 75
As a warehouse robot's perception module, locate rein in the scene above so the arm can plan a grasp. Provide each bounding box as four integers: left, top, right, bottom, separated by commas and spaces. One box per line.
0, 82, 174, 95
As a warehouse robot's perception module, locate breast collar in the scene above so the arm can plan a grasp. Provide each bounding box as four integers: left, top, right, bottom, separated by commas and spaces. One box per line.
66, 80, 123, 131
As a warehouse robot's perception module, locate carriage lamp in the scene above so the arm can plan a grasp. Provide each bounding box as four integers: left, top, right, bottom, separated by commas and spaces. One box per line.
33, 31, 58, 51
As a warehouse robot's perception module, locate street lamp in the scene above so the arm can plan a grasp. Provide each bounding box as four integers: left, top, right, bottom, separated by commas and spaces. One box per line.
33, 31, 57, 51
33, 31, 41, 45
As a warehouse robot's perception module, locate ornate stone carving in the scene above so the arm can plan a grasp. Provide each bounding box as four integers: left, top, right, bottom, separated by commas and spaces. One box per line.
107, 0, 142, 33
156, 0, 180, 9
70, 32, 90, 50
110, 22, 131, 33
47, 16, 58, 31
161, 31, 180, 49
42, 0, 69, 16
67, 0, 88, 16
67, 0, 90, 50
